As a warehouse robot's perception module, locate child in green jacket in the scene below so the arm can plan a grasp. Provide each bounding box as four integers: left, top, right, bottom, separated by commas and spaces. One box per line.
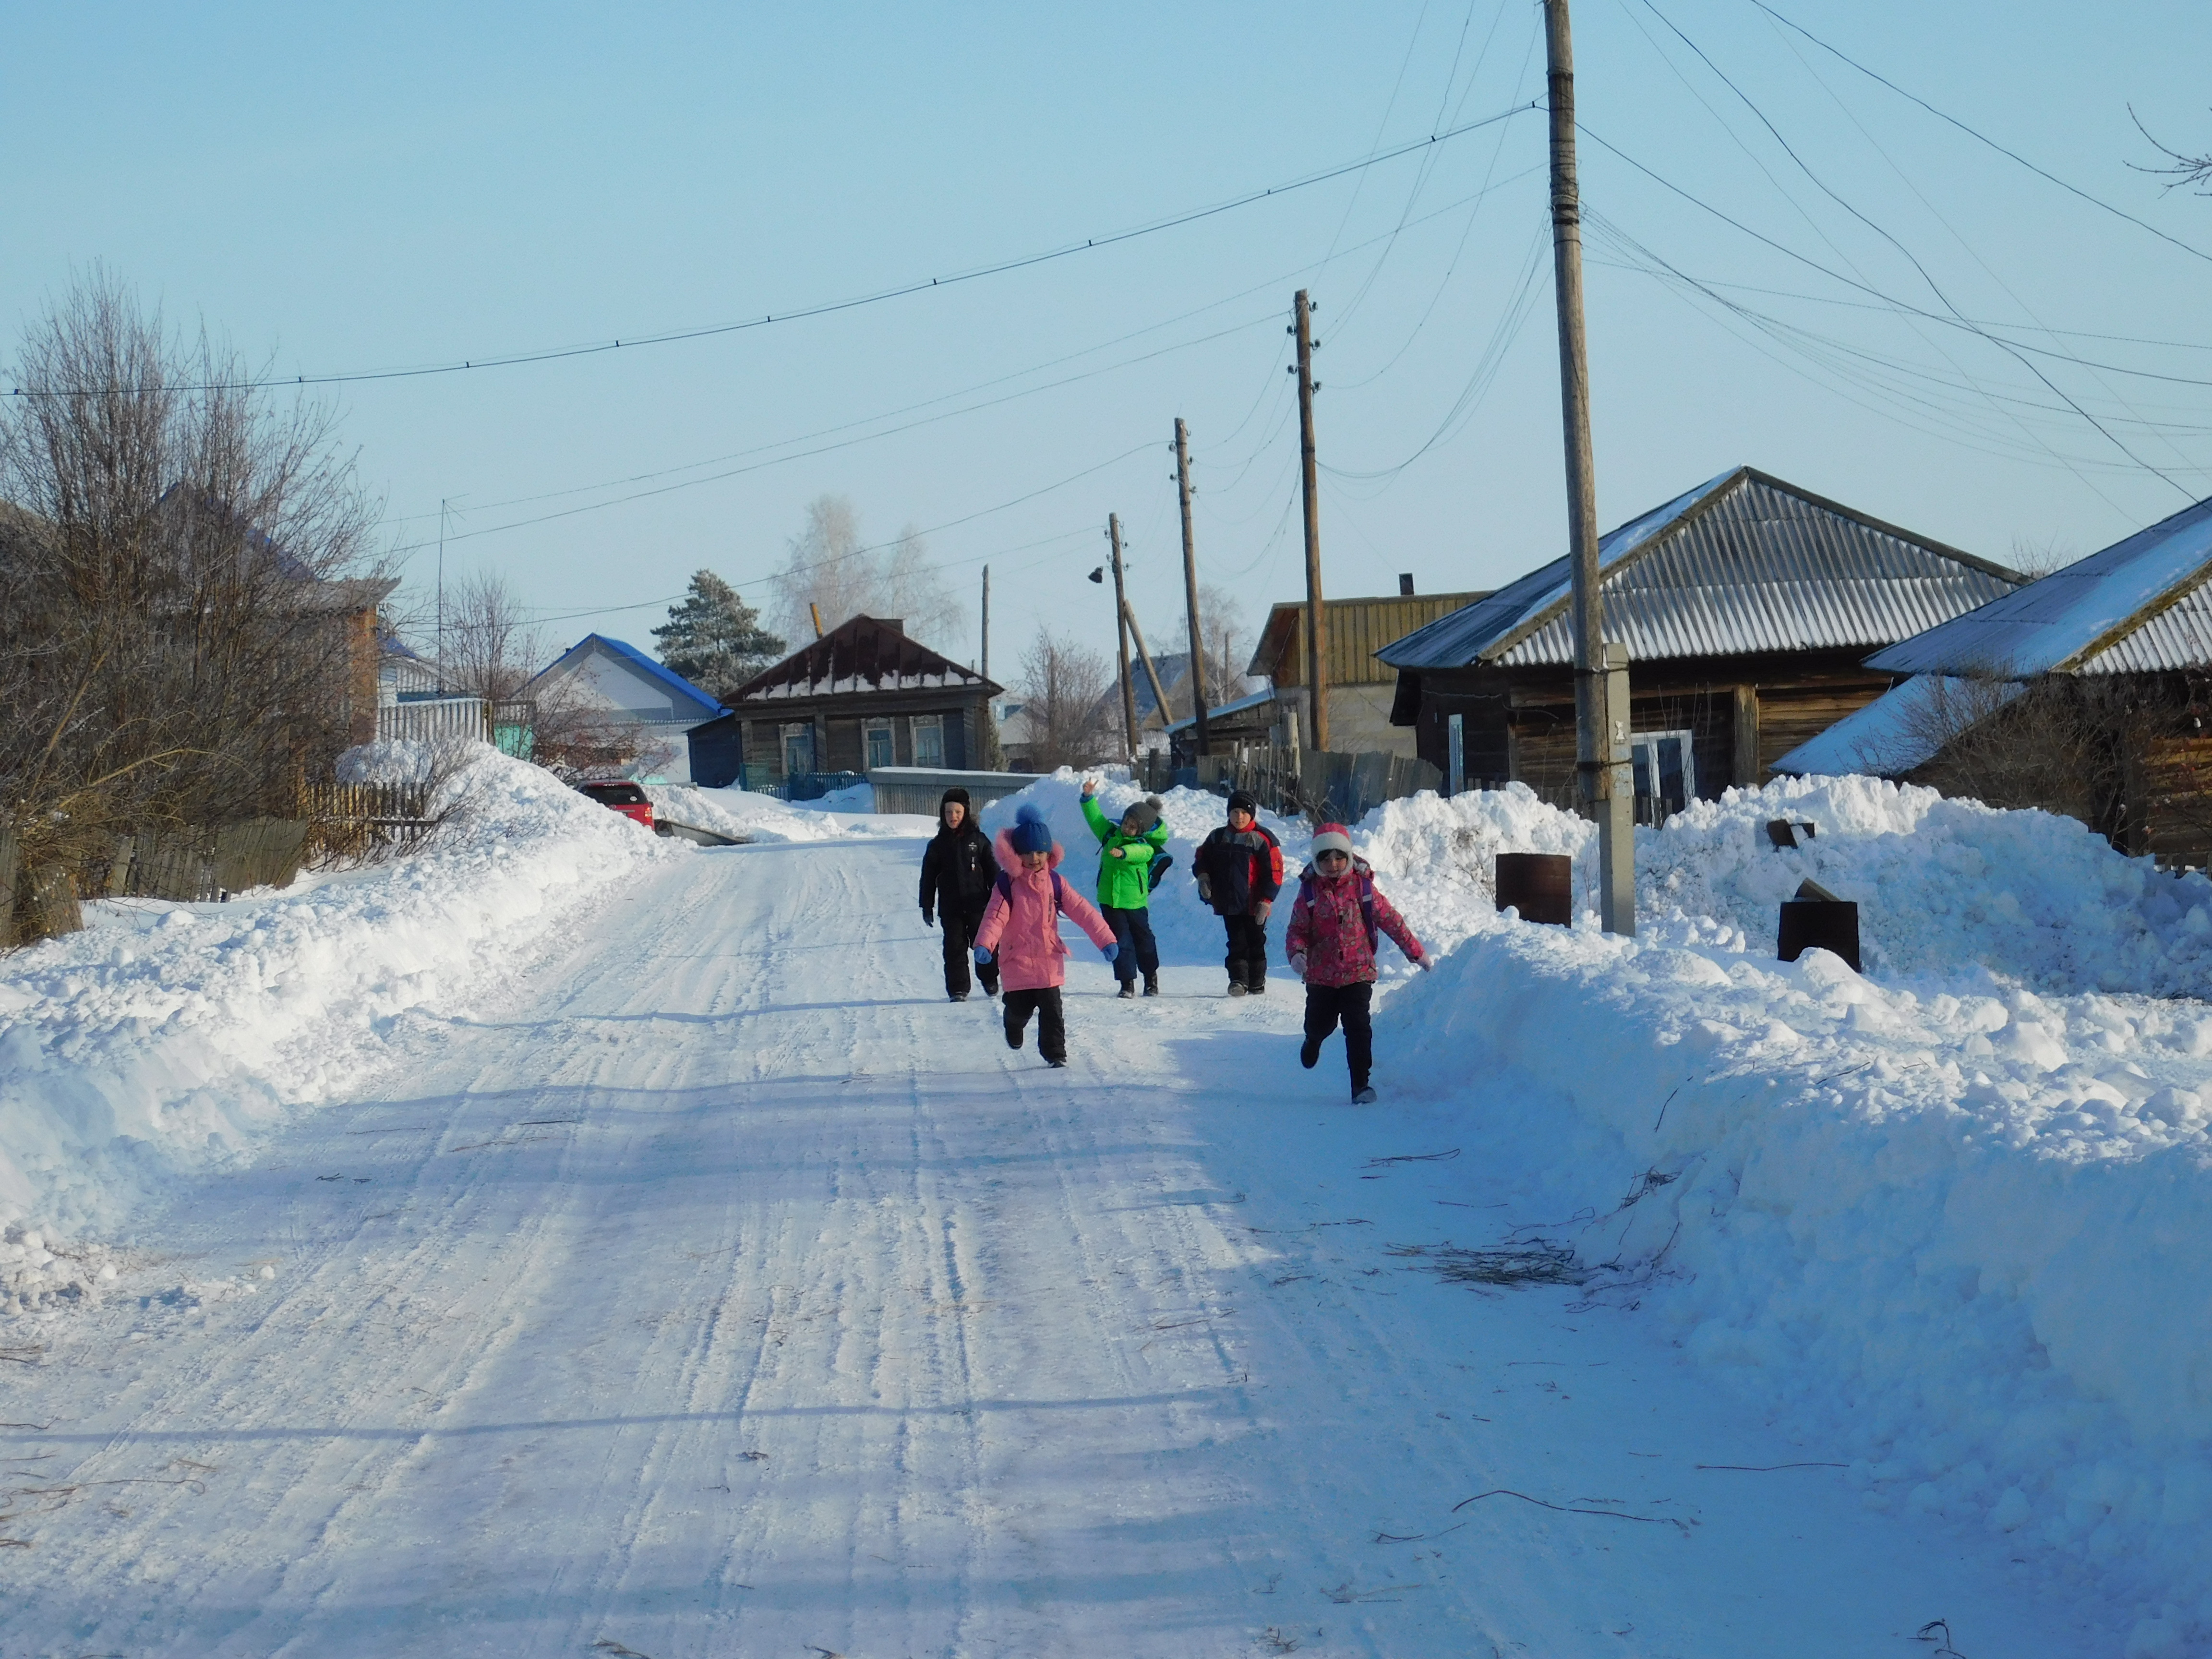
1080, 778, 1171, 998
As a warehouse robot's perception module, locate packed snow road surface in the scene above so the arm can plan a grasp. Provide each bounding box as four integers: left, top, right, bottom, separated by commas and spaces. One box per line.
1, 836, 2091, 1656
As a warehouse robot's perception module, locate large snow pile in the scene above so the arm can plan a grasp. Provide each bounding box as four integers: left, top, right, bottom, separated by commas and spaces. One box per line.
0, 745, 675, 1235
645, 782, 934, 843
1310, 778, 2212, 1651
986, 768, 2212, 1639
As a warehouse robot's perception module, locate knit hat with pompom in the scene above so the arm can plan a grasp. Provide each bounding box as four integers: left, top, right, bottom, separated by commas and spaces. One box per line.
1011, 802, 1054, 855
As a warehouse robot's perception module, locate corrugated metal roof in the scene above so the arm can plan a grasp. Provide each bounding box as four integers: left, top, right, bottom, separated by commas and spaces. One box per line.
1771, 675, 2025, 777
1867, 494, 2212, 678
1251, 592, 1489, 686
1378, 468, 2016, 671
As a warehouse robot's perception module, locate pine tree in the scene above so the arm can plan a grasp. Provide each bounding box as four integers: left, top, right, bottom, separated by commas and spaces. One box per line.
651, 571, 786, 702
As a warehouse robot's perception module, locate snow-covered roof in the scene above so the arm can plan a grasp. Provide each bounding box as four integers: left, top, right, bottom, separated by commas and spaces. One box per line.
729, 614, 999, 705
1866, 493, 2212, 678
1162, 687, 1276, 735
522, 634, 727, 720
1379, 468, 2018, 672
1771, 675, 2026, 778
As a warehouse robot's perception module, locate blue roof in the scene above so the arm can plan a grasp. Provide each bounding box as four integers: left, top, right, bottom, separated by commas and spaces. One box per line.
534, 633, 727, 718
1866, 493, 2212, 678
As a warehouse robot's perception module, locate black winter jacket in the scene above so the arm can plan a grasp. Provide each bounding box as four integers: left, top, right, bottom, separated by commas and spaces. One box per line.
1192, 822, 1285, 916
920, 823, 999, 918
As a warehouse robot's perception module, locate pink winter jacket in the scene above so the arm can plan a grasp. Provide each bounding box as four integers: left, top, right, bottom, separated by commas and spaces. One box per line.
1285, 857, 1425, 987
975, 828, 1118, 992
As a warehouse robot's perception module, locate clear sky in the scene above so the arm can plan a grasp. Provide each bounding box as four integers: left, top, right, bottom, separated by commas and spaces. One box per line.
8, 2, 2212, 680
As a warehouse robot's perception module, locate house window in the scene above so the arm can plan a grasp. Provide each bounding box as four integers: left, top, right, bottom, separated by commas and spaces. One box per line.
911, 714, 945, 768
1630, 728, 1696, 825
865, 721, 896, 770
781, 722, 814, 777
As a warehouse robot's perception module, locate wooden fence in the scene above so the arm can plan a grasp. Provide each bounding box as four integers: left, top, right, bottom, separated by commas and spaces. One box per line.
1134, 743, 1442, 826
2, 782, 440, 948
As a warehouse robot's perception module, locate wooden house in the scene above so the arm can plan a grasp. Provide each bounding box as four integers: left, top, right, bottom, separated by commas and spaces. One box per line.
688, 614, 1000, 790
1378, 468, 2020, 817
1248, 580, 1489, 757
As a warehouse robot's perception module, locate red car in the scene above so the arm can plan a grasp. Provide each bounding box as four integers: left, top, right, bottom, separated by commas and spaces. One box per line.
577, 780, 655, 830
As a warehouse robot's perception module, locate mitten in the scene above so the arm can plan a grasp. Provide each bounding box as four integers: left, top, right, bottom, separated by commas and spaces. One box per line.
974, 947, 993, 966
921, 907, 934, 927
1289, 951, 1309, 980
1101, 941, 1121, 964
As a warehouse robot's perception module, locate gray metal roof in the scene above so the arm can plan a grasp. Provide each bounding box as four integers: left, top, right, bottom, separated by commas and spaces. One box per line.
1377, 468, 2018, 672
1865, 493, 2212, 678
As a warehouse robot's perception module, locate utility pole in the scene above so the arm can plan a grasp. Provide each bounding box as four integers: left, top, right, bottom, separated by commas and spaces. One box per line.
1174, 418, 1210, 757
1293, 291, 1329, 753
1545, 0, 1634, 935
1122, 601, 1174, 738
435, 498, 448, 693
1107, 516, 1138, 758
980, 565, 991, 684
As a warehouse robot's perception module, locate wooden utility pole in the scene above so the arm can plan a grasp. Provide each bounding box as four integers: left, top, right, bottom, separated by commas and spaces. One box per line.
980, 565, 991, 683
1545, 0, 1634, 935
1122, 601, 1174, 737
1107, 516, 1139, 758
1173, 418, 1211, 757
1293, 291, 1330, 753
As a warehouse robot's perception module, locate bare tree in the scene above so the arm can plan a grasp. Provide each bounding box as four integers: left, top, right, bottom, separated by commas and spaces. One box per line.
2008, 535, 2079, 581
767, 494, 962, 648
1196, 582, 1253, 708
1019, 626, 1117, 770
0, 269, 385, 940
440, 568, 545, 703
2132, 106, 2212, 194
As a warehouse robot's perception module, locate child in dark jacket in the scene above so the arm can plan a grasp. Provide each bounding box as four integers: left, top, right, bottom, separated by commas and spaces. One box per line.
1192, 790, 1283, 997
1285, 823, 1430, 1102
919, 787, 1000, 1001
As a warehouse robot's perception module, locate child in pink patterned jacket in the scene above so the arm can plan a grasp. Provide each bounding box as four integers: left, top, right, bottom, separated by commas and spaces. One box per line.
1284, 822, 1430, 1103
974, 804, 1121, 1068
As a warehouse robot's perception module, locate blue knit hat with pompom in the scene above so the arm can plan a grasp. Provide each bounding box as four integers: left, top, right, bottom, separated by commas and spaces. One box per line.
1011, 803, 1053, 855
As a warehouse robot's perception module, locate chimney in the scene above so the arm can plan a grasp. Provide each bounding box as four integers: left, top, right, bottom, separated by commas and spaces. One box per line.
1398, 573, 1415, 596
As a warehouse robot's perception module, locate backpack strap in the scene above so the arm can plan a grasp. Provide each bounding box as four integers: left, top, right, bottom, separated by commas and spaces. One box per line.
994, 870, 1012, 906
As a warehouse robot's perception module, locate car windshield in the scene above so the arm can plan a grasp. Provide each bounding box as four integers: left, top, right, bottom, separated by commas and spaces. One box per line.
580, 782, 648, 805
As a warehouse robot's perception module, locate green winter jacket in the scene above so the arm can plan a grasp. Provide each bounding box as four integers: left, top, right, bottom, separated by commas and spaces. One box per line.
1081, 794, 1170, 911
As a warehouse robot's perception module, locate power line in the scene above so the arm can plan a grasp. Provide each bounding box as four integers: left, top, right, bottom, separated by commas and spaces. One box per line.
1743, 0, 2212, 268
9, 99, 1542, 401
1576, 120, 2198, 497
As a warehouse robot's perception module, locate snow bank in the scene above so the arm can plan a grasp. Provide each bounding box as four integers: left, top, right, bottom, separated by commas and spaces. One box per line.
1304, 777, 2212, 1647
0, 746, 676, 1235
986, 768, 2212, 1637
645, 782, 934, 843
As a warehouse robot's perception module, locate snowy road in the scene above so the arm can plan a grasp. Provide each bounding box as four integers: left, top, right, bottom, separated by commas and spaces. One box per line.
1, 837, 2096, 1656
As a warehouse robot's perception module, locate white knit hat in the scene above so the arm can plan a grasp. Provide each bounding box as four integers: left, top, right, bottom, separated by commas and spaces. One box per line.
1309, 824, 1354, 861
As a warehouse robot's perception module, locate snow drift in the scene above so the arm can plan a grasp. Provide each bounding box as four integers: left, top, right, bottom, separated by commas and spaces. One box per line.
999, 765, 2212, 1643
0, 745, 675, 1234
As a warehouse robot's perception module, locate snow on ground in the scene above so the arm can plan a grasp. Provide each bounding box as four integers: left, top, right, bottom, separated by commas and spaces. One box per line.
646, 781, 933, 843
993, 767, 2212, 1646
4, 754, 2211, 1651
0, 745, 674, 1238
0, 825, 2103, 1657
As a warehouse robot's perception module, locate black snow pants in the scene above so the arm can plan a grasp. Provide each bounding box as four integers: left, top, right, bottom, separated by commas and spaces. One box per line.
1222, 912, 1270, 991
1003, 987, 1066, 1064
1101, 905, 1159, 986
940, 902, 1000, 999
1303, 981, 1375, 1092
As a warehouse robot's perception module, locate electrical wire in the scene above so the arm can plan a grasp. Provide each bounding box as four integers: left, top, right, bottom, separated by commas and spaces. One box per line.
1742, 0, 2212, 268
9, 98, 1542, 400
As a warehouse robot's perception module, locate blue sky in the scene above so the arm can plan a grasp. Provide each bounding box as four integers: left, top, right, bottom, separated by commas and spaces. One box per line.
8, 2, 2212, 677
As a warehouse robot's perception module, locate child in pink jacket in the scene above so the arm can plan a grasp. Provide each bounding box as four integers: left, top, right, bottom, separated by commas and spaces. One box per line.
975, 804, 1121, 1067
1285, 823, 1430, 1103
